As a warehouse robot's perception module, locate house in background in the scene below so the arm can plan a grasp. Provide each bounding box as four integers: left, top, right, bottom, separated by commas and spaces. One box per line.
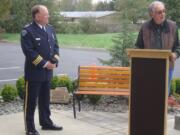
60, 11, 121, 32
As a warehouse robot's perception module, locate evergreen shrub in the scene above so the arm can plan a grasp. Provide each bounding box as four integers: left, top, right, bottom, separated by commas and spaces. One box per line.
1, 84, 17, 102
16, 76, 25, 99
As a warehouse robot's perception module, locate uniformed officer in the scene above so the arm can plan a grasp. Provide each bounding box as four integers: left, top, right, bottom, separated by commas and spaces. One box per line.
21, 5, 63, 135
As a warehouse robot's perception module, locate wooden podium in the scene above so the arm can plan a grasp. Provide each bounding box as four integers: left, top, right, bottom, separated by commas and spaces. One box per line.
127, 49, 171, 135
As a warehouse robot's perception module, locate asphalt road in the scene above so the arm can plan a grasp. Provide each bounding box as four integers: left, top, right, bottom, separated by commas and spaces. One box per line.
0, 42, 110, 87
0, 42, 180, 88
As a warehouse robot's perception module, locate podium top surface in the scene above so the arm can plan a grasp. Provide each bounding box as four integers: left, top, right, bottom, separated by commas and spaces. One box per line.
127, 49, 171, 59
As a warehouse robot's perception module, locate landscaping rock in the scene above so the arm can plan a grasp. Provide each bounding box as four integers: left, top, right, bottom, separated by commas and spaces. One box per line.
50, 87, 71, 104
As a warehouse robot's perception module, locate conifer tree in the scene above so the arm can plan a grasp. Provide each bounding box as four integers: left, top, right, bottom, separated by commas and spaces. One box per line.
100, 0, 152, 66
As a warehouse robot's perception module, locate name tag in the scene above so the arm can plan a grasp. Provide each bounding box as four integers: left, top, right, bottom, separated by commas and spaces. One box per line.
35, 38, 41, 41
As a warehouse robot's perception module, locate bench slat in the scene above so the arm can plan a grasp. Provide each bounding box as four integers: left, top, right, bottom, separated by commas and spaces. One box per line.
75, 91, 129, 96
80, 66, 130, 70
79, 79, 129, 83
79, 87, 129, 91
79, 70, 130, 74
79, 74, 129, 79
79, 83, 129, 88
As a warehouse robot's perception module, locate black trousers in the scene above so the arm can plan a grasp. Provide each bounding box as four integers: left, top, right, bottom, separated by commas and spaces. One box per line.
24, 81, 53, 132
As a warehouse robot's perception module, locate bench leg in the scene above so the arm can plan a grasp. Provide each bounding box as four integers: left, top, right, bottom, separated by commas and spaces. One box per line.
77, 95, 81, 112
73, 93, 76, 119
78, 97, 81, 112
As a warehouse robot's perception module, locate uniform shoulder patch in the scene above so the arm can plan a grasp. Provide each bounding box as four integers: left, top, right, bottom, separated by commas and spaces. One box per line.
21, 29, 27, 37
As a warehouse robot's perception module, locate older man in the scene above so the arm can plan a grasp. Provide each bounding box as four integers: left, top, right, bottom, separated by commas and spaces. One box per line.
21, 5, 62, 135
135, 1, 180, 98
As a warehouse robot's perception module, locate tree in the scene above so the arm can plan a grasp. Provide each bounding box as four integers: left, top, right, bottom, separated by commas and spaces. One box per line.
108, 0, 116, 11
100, 19, 135, 66
79, 18, 96, 33
0, 0, 12, 20
0, 0, 40, 32
114, 0, 152, 23
0, 0, 60, 33
95, 1, 115, 11
0, 0, 12, 35
95, 2, 109, 11
162, 0, 180, 26
60, 0, 93, 11
60, 0, 76, 11
7, 0, 29, 32
75, 0, 92, 11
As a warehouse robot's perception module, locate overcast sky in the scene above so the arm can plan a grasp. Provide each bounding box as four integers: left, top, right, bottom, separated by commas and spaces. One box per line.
92, 0, 112, 4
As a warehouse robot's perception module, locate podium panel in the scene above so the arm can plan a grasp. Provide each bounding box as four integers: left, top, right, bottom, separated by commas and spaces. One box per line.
130, 58, 166, 135
127, 49, 170, 135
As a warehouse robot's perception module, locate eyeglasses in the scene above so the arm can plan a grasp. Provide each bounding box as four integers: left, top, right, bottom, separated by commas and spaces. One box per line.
155, 9, 166, 15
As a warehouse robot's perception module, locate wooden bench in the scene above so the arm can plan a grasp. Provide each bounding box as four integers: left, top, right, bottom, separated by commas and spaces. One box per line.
73, 66, 130, 118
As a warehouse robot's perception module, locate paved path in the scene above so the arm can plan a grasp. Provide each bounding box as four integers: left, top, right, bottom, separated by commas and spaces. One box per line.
0, 109, 179, 135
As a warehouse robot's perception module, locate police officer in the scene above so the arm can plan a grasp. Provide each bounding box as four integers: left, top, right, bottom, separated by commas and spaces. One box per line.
21, 5, 63, 135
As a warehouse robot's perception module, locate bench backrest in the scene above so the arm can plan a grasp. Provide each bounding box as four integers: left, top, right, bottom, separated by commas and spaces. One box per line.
78, 66, 130, 93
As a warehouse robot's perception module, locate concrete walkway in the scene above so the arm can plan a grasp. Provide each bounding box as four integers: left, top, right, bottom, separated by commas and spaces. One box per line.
0, 109, 179, 135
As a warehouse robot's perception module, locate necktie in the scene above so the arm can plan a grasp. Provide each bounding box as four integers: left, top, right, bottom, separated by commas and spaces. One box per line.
42, 26, 46, 32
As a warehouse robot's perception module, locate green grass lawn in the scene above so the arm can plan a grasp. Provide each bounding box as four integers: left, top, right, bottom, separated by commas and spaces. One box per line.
1, 33, 118, 49
1, 33, 20, 43
59, 33, 116, 49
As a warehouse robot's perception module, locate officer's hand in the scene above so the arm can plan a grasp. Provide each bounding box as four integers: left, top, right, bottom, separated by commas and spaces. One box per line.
169, 52, 177, 62
46, 61, 56, 70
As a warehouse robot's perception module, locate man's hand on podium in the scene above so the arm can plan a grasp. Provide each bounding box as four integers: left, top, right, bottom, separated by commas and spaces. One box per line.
170, 52, 177, 62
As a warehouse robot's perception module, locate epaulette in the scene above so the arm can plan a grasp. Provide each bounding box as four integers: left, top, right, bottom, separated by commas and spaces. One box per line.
24, 23, 32, 28
22, 23, 31, 36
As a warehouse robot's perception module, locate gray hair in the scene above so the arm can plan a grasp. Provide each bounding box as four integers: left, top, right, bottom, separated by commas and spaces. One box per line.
148, 1, 165, 14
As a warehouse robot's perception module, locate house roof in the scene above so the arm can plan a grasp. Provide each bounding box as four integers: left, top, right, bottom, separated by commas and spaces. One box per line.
60, 11, 116, 18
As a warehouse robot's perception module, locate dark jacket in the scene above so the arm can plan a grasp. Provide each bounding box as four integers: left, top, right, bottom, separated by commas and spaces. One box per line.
21, 21, 59, 81
135, 19, 180, 68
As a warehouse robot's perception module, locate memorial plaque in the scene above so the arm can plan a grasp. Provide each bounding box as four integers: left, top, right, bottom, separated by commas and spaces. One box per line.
50, 87, 71, 104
